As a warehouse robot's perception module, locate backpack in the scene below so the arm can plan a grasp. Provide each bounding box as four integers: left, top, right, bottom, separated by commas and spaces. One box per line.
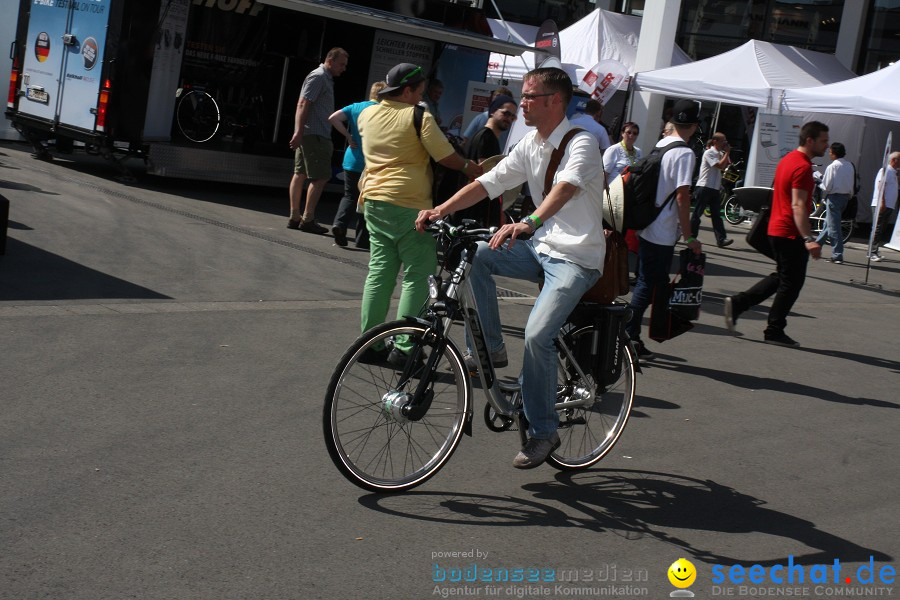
618, 140, 689, 230
412, 104, 464, 206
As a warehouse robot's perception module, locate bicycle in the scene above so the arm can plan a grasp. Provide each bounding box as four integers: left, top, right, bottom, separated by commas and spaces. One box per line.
175, 86, 221, 143
175, 85, 266, 148
323, 220, 638, 493
810, 196, 855, 244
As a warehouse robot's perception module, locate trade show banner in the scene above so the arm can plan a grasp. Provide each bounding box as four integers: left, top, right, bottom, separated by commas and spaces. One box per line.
144, 0, 189, 140
745, 110, 803, 187
578, 59, 628, 106
433, 45, 489, 137
460, 81, 496, 133
367, 30, 434, 94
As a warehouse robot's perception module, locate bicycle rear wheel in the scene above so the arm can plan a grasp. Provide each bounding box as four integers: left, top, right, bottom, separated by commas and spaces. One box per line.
723, 195, 745, 225
547, 325, 636, 470
323, 320, 470, 492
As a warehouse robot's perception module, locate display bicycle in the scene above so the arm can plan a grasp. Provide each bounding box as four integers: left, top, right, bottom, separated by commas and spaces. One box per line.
323, 220, 638, 492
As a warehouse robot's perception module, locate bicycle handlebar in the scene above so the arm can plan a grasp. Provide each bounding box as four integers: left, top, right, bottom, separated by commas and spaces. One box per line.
426, 219, 497, 239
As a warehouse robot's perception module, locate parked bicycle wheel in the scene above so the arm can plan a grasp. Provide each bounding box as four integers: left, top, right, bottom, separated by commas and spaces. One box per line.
323, 320, 470, 492
176, 89, 220, 143
546, 323, 636, 470
723, 195, 746, 225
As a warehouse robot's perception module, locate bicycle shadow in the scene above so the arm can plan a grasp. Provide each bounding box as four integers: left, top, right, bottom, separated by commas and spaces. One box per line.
648, 359, 897, 408
359, 469, 891, 566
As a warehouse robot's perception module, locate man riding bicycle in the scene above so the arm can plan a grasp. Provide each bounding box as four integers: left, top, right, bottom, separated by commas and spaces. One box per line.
415, 67, 607, 469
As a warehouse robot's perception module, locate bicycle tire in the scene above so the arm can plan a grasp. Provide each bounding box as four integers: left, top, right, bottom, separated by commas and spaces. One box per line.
176, 90, 220, 143
546, 325, 636, 470
323, 320, 470, 493
723, 195, 746, 225
841, 219, 854, 243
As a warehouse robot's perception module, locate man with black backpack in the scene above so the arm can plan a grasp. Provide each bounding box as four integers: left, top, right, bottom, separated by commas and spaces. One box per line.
625, 99, 703, 359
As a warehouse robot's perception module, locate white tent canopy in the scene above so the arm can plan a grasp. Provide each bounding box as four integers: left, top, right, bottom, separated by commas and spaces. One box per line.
487, 9, 692, 83
633, 39, 856, 108
781, 61, 900, 121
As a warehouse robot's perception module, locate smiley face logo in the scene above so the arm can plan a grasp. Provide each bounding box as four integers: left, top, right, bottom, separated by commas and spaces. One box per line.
668, 558, 697, 588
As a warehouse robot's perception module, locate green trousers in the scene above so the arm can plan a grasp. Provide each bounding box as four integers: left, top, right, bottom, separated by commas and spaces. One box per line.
361, 200, 437, 353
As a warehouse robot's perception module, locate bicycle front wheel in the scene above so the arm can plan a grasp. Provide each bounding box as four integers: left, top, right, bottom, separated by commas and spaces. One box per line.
323, 320, 470, 492
547, 325, 636, 470
176, 90, 220, 143
723, 195, 745, 225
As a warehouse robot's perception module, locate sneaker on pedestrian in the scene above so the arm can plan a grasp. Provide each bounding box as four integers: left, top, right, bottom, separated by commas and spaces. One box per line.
354, 240, 370, 251
631, 339, 654, 360
287, 218, 301, 230
868, 253, 884, 262
764, 331, 800, 348
331, 226, 348, 247
717, 238, 734, 248
387, 347, 425, 372
299, 219, 328, 235
512, 433, 561, 469
828, 256, 843, 264
723, 296, 739, 333
359, 346, 390, 365
463, 346, 508, 374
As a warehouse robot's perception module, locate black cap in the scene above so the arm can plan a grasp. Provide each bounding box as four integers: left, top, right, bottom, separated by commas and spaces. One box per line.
671, 99, 700, 125
488, 94, 517, 114
378, 63, 426, 96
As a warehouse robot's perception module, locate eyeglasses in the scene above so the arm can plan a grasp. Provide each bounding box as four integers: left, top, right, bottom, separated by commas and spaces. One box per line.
520, 92, 555, 102
399, 66, 422, 84
499, 110, 517, 119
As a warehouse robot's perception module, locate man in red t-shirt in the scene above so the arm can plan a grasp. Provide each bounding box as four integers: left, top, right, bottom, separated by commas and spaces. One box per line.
723, 121, 828, 347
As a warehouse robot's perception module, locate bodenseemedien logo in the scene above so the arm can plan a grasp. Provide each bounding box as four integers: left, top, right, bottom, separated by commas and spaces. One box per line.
668, 558, 697, 597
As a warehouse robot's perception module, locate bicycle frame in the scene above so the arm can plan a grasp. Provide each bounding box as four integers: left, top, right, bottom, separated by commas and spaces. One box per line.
422, 225, 607, 445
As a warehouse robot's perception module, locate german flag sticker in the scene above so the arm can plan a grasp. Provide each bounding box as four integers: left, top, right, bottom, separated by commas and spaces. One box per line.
35, 32, 50, 62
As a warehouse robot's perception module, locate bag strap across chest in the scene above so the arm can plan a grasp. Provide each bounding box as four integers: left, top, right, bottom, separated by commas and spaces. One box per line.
543, 128, 585, 197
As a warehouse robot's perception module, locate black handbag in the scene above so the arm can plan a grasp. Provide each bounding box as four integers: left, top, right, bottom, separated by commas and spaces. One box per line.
669, 249, 706, 322
746, 206, 774, 260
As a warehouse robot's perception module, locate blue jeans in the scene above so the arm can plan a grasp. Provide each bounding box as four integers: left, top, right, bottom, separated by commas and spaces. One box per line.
626, 238, 675, 343
333, 170, 368, 245
469, 239, 600, 439
815, 193, 849, 259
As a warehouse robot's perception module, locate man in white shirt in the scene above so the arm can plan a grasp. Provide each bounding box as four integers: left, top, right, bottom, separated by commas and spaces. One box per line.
689, 132, 733, 248
569, 99, 610, 153
869, 151, 900, 261
815, 142, 856, 263
415, 67, 606, 470
626, 100, 702, 359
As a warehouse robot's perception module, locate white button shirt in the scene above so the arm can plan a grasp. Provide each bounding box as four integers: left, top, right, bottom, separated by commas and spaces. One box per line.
477, 118, 607, 271
820, 157, 855, 196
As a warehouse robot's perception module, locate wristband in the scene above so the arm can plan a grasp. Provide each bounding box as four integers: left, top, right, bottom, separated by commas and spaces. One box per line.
520, 215, 540, 232
685, 236, 697, 244
527, 214, 542, 229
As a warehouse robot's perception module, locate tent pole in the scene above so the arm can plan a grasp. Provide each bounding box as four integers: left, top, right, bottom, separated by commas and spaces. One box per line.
711, 101, 721, 135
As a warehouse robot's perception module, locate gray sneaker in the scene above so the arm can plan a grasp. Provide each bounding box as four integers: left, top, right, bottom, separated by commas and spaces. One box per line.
513, 433, 561, 469
463, 346, 508, 374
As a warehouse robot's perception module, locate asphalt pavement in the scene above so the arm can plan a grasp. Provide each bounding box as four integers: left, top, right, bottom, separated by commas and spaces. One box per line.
1, 141, 898, 600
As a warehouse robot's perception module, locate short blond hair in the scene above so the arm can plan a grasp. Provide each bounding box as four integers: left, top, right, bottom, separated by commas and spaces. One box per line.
369, 81, 386, 101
